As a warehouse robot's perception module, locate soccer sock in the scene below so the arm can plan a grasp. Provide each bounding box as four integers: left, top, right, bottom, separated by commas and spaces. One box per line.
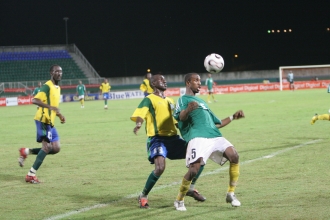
81, 99, 84, 106
142, 171, 160, 196
176, 178, 191, 201
317, 114, 330, 121
31, 149, 47, 171
104, 100, 107, 105
190, 165, 204, 190
27, 167, 37, 176
207, 94, 210, 101
30, 148, 41, 155
228, 163, 240, 193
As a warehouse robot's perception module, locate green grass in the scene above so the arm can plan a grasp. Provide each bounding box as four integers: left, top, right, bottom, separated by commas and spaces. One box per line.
1, 89, 330, 220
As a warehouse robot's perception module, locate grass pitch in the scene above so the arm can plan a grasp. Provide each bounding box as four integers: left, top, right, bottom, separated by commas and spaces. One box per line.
0, 89, 329, 220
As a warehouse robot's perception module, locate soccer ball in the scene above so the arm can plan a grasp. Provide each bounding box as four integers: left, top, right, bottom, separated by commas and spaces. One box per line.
204, 53, 225, 73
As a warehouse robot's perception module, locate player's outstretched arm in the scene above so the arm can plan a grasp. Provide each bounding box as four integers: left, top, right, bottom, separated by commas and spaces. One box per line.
133, 117, 144, 135
179, 101, 199, 121
217, 110, 245, 128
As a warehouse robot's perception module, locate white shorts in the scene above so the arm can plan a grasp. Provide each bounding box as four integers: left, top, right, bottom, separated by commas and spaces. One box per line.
78, 95, 84, 100
186, 137, 233, 167
207, 89, 213, 93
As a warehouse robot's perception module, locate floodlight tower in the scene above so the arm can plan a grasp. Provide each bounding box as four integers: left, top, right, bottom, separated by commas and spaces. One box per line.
63, 17, 69, 45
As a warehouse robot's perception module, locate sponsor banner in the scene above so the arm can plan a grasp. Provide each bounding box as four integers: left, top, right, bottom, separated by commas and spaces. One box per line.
165, 88, 180, 97
0, 98, 6, 106
4, 88, 26, 93
3, 80, 330, 107
6, 97, 18, 106
62, 90, 145, 102
18, 96, 32, 105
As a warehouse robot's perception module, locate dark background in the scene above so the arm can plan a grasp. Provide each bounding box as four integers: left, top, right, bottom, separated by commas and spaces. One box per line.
1, 0, 329, 77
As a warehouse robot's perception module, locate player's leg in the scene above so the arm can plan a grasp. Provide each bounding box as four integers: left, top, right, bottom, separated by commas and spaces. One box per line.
311, 113, 330, 124
80, 96, 85, 108
138, 137, 167, 208
223, 145, 241, 207
167, 136, 206, 202
103, 93, 108, 109
211, 92, 217, 102
26, 124, 60, 183
207, 91, 211, 103
175, 159, 201, 211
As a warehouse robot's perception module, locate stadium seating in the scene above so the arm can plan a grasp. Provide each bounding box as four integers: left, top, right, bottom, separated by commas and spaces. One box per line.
0, 50, 86, 82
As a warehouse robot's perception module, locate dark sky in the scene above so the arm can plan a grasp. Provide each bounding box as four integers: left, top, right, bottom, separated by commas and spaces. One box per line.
1, 0, 329, 77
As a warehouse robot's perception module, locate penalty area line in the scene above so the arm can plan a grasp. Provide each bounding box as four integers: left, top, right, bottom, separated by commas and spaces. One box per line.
45, 139, 321, 220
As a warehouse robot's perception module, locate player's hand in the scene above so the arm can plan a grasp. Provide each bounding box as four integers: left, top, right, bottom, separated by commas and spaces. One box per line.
133, 122, 142, 135
133, 125, 141, 135
233, 110, 245, 120
187, 101, 199, 112
58, 114, 66, 124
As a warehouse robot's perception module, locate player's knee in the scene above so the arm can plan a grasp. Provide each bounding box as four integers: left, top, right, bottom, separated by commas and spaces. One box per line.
229, 154, 239, 164
154, 165, 165, 176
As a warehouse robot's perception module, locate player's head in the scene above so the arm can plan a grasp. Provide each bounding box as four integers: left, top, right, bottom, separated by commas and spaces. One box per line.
50, 65, 62, 84
38, 82, 42, 87
150, 74, 167, 91
184, 73, 201, 94
146, 73, 152, 79
79, 80, 82, 84
104, 78, 108, 83
208, 73, 212, 78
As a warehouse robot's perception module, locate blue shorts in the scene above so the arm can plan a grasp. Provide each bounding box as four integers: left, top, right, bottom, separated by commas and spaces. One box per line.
35, 120, 59, 143
146, 135, 187, 164
103, 93, 109, 99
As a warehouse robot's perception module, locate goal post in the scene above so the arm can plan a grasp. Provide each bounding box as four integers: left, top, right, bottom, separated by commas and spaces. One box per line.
279, 64, 330, 91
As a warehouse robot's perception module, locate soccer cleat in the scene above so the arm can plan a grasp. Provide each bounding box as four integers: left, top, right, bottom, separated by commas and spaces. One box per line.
25, 175, 40, 184
310, 114, 318, 125
226, 192, 241, 207
208, 101, 212, 103
138, 194, 149, 209
174, 200, 186, 211
186, 189, 206, 202
18, 148, 28, 167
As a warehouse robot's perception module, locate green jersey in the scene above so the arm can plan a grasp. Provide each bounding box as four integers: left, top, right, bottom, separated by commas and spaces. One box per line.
76, 84, 86, 96
32, 87, 41, 96
205, 77, 214, 90
174, 95, 222, 142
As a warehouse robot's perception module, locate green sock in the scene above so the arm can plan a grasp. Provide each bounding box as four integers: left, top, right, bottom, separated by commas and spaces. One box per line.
32, 149, 47, 170
142, 171, 160, 195
30, 148, 41, 155
105, 100, 107, 105
191, 165, 204, 185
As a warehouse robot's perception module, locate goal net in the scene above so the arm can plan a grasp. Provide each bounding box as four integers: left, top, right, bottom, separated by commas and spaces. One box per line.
279, 64, 330, 91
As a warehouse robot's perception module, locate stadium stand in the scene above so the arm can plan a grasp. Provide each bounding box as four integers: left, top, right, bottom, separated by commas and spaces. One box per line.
0, 50, 85, 82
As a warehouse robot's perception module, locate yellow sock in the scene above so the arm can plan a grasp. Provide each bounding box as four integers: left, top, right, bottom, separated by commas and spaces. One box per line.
228, 163, 240, 193
207, 94, 210, 101
176, 178, 191, 201
318, 114, 330, 120
81, 99, 84, 106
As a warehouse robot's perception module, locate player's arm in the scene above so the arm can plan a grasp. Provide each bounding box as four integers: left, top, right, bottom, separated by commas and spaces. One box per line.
133, 117, 144, 135
179, 101, 199, 121
216, 110, 245, 128
32, 98, 65, 123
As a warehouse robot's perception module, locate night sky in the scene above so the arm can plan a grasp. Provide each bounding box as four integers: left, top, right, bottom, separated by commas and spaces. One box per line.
1, 1, 329, 77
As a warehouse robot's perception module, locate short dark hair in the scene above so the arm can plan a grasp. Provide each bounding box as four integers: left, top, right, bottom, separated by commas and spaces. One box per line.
49, 64, 60, 72
184, 73, 197, 84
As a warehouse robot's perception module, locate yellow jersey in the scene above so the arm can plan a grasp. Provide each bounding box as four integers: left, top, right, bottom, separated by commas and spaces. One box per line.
140, 79, 154, 94
131, 94, 177, 137
33, 80, 61, 127
100, 82, 111, 93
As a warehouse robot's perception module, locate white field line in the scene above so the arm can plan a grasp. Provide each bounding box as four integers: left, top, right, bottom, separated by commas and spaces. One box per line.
45, 139, 321, 220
